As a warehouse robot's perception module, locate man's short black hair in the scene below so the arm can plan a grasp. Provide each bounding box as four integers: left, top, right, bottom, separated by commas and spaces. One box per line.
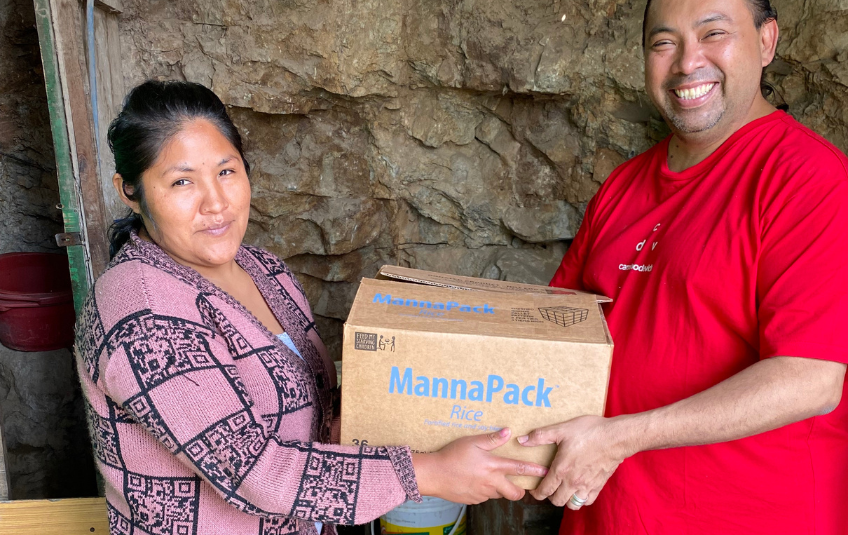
641, 0, 778, 47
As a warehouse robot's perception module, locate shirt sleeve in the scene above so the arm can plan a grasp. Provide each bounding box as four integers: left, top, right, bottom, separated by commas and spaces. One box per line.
757, 167, 848, 364
550, 197, 597, 290
93, 283, 419, 526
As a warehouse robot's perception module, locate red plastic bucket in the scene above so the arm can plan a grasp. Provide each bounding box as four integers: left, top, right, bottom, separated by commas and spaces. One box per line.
0, 252, 76, 351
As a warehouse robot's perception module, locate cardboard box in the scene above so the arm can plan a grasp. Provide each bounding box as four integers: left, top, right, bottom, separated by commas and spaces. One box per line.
340, 266, 613, 489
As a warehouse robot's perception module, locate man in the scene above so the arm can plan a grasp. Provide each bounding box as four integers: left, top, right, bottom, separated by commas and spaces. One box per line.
517, 0, 848, 533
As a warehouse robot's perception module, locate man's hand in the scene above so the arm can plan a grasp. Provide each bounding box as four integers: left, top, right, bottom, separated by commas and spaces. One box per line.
518, 416, 629, 508
518, 357, 845, 509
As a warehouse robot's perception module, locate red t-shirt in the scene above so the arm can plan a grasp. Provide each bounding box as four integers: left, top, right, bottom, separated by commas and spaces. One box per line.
551, 112, 848, 535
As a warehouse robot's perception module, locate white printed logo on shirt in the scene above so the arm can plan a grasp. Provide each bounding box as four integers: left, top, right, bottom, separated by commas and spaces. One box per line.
619, 223, 660, 273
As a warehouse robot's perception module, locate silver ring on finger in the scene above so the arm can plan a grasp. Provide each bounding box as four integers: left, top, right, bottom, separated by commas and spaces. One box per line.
568, 493, 587, 508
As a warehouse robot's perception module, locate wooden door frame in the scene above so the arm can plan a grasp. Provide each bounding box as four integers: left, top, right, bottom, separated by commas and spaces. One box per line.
32, 0, 125, 312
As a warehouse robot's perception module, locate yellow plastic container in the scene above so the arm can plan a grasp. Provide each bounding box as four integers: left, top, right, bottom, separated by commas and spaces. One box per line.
379, 497, 466, 535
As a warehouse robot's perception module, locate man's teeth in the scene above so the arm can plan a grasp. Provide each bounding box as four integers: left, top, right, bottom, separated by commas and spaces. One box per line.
674, 83, 715, 100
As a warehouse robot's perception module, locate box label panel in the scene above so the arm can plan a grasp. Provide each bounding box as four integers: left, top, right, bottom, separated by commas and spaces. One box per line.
353, 332, 378, 351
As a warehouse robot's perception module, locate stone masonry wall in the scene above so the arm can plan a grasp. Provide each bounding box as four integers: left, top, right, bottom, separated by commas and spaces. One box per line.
0, 0, 97, 499
114, 0, 848, 363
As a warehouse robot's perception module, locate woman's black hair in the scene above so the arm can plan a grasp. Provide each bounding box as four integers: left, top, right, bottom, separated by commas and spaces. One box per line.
642, 0, 778, 47
107, 80, 250, 258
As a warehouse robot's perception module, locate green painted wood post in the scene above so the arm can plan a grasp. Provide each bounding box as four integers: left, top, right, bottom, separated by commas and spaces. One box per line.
32, 0, 93, 314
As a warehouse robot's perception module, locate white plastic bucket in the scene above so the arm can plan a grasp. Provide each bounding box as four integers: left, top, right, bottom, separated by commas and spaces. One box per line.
376, 497, 466, 535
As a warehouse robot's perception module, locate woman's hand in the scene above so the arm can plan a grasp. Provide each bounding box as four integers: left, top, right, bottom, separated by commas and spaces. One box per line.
517, 415, 631, 509
412, 428, 548, 504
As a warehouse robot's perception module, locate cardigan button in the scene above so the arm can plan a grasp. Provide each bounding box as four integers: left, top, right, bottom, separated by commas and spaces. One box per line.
316, 374, 324, 389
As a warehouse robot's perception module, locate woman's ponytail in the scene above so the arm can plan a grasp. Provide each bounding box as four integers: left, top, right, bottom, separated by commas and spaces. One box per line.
108, 213, 143, 259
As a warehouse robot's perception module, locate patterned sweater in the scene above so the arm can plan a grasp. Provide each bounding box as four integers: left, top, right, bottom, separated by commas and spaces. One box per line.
75, 232, 419, 535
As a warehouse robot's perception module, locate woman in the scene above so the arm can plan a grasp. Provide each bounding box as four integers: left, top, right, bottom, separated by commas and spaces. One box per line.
75, 80, 545, 535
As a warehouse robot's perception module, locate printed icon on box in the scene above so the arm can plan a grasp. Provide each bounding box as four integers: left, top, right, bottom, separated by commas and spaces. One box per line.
538, 306, 589, 328
378, 335, 396, 352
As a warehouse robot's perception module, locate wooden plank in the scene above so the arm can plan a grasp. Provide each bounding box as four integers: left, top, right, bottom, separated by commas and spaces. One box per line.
48, 0, 111, 278
35, 0, 126, 304
0, 411, 10, 501
32, 0, 92, 313
93, 7, 125, 221
0, 498, 109, 534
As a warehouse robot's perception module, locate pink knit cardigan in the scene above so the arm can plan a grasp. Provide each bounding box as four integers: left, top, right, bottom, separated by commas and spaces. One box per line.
75, 232, 419, 535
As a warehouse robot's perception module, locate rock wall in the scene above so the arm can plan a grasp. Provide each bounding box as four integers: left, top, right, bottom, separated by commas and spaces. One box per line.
0, 0, 97, 499
114, 0, 848, 364
115, 0, 644, 358
0, 0, 62, 254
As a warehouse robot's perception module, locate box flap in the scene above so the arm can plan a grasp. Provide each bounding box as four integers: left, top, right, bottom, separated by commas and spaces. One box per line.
348, 278, 612, 345
377, 265, 612, 303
